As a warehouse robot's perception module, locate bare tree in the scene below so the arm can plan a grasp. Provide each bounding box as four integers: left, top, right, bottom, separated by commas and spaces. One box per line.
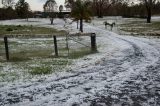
58, 5, 64, 18
64, 0, 74, 10
44, 0, 58, 24
2, 0, 14, 7
141, 0, 157, 23
92, 0, 116, 18
15, 0, 30, 20
71, 0, 92, 32
128, 0, 159, 23
59, 5, 63, 12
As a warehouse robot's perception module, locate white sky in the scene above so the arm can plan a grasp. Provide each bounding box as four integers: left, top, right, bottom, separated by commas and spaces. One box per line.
0, 0, 141, 11
26, 0, 65, 11
0, 0, 65, 11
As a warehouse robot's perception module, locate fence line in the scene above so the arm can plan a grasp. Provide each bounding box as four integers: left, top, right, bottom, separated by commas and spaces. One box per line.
2, 33, 97, 60
68, 36, 90, 48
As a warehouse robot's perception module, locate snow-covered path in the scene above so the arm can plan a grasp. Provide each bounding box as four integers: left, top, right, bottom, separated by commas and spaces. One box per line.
1, 18, 160, 106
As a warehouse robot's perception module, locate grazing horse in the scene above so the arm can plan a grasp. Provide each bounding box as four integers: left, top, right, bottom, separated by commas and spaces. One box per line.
104, 21, 116, 31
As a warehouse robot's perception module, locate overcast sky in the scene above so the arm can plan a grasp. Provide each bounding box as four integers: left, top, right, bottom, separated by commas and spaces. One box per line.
0, 0, 140, 11
0, 0, 65, 11
25, 0, 65, 11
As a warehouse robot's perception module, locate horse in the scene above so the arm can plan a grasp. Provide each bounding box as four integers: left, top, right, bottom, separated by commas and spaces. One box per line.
104, 21, 116, 31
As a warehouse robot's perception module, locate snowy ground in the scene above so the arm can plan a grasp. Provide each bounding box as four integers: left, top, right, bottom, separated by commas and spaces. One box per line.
0, 17, 160, 106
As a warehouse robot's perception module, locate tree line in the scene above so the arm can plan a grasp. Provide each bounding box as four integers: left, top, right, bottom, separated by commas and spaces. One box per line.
0, 0, 32, 20
101, 1, 160, 18
64, 0, 160, 32
66, 0, 160, 23
1, 0, 160, 23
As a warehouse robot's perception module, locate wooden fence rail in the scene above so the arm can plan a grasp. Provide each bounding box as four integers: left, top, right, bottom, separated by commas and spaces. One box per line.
91, 33, 97, 52
53, 36, 58, 56
4, 37, 9, 61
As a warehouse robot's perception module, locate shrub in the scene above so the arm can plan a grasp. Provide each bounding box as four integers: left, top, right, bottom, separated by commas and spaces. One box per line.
17, 25, 22, 27
6, 28, 13, 32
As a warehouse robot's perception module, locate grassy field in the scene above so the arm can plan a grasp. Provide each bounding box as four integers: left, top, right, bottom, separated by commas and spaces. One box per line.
119, 19, 160, 36
0, 37, 94, 82
0, 25, 66, 35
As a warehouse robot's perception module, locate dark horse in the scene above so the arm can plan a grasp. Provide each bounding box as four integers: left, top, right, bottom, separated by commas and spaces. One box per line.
104, 21, 116, 31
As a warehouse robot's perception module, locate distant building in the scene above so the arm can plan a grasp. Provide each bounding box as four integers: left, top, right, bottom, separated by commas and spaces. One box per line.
33, 10, 71, 18
33, 11, 44, 18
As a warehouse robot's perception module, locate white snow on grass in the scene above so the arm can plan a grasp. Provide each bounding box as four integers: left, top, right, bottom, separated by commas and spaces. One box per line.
1, 17, 160, 106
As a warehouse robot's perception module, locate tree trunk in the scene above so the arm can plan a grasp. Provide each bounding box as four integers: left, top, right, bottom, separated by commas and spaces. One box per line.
80, 19, 83, 32
99, 10, 103, 18
96, 7, 99, 17
77, 20, 79, 29
147, 8, 151, 23
98, 5, 103, 18
26, 13, 29, 22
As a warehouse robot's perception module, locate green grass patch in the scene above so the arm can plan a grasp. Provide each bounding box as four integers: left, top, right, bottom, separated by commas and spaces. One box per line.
0, 37, 97, 82
119, 20, 160, 35
29, 66, 52, 75
68, 48, 96, 59
17, 50, 53, 58
0, 71, 19, 82
41, 59, 70, 65
9, 56, 31, 62
0, 25, 66, 36
8, 50, 53, 62
150, 21, 160, 29
0, 50, 53, 62
29, 59, 70, 75
0, 58, 71, 81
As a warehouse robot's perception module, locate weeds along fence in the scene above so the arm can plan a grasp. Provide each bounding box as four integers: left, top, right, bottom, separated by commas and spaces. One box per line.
0, 33, 97, 61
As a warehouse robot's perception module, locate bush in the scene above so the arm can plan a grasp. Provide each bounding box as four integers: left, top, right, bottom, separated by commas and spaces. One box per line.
17, 25, 22, 27
58, 12, 64, 18
6, 28, 13, 32
0, 7, 18, 20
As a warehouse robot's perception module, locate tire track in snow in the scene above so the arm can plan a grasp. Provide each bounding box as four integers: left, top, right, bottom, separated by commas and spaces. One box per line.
1, 21, 160, 106
2, 33, 160, 104
89, 36, 160, 106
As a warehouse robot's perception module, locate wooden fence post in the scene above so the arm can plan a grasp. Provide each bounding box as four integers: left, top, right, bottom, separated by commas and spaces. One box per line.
91, 33, 97, 52
4, 36, 9, 60
53, 36, 58, 56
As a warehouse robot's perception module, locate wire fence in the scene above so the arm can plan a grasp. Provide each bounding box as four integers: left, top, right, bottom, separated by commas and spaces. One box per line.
0, 33, 96, 61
